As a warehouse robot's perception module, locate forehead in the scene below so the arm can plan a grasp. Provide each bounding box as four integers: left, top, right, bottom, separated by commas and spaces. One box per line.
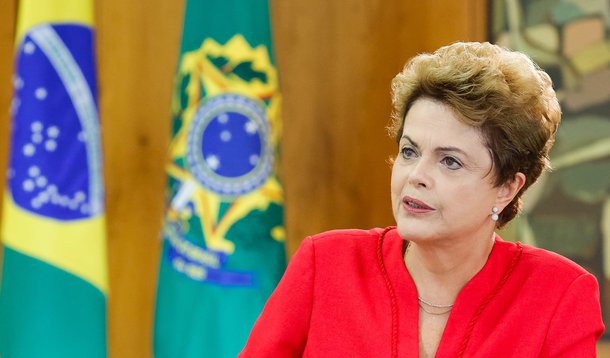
402, 98, 486, 149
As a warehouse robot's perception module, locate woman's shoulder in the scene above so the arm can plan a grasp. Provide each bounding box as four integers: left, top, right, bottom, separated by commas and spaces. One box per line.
496, 237, 594, 283
306, 226, 394, 246
301, 226, 398, 260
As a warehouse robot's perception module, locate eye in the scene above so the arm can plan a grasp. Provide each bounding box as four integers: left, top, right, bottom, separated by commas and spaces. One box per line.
441, 156, 462, 170
400, 146, 417, 159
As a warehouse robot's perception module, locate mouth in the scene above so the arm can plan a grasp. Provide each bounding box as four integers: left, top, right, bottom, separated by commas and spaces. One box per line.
402, 196, 434, 212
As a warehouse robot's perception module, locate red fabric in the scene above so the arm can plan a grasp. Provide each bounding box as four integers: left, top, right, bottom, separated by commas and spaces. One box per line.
240, 227, 605, 357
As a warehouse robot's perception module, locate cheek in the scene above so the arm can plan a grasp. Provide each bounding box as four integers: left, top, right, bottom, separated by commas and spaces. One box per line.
444, 183, 496, 217
390, 165, 402, 209
390, 164, 403, 195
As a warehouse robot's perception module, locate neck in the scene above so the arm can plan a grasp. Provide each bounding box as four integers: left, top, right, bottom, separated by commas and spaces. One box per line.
405, 231, 496, 304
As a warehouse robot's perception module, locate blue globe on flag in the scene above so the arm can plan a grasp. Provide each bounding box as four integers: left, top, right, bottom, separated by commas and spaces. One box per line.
8, 24, 102, 221
187, 93, 273, 196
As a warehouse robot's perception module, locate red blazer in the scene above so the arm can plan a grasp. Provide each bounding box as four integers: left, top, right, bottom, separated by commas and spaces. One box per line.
240, 227, 605, 357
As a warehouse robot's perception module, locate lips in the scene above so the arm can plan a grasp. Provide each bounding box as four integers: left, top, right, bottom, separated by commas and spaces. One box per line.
402, 196, 435, 213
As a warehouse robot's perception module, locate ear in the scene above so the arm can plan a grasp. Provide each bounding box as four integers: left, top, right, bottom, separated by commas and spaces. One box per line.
495, 172, 526, 209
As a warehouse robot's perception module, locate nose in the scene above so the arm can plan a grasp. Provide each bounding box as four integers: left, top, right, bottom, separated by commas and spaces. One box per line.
407, 158, 431, 188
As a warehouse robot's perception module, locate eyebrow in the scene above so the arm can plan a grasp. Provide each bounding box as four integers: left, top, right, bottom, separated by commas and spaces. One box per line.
400, 135, 419, 150
400, 135, 471, 159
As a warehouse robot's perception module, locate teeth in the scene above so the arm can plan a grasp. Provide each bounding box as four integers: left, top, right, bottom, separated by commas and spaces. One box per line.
408, 202, 423, 209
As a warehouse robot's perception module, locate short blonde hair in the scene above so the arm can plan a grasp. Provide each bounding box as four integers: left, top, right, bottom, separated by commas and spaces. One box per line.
390, 42, 561, 227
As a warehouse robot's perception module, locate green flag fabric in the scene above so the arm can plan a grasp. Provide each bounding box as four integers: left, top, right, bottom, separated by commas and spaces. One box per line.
0, 0, 108, 357
153, 0, 286, 357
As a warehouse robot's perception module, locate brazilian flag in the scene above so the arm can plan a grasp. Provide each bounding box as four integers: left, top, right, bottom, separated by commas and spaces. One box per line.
153, 0, 286, 357
0, 0, 107, 357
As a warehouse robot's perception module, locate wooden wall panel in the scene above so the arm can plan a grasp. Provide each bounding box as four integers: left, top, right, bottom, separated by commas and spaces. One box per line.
274, 0, 487, 256
0, 1, 509, 356
95, 0, 184, 356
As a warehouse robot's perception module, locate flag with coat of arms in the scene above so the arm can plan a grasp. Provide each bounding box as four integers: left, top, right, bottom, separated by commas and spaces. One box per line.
153, 0, 286, 357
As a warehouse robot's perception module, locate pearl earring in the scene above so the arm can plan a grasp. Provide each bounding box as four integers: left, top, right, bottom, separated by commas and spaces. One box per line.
491, 207, 499, 222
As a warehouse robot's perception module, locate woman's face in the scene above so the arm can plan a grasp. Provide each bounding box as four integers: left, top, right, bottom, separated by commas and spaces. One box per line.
391, 97, 505, 244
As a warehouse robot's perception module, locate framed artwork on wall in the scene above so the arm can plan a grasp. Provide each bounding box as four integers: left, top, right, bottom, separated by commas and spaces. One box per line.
489, 0, 610, 335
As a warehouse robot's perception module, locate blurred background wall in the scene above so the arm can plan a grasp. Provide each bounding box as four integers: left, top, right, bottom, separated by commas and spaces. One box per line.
2, 0, 604, 356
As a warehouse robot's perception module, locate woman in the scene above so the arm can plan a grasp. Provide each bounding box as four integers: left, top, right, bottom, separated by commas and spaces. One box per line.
240, 42, 605, 357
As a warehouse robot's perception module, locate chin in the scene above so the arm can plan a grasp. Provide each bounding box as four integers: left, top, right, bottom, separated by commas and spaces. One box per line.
395, 219, 439, 243
395, 222, 421, 241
